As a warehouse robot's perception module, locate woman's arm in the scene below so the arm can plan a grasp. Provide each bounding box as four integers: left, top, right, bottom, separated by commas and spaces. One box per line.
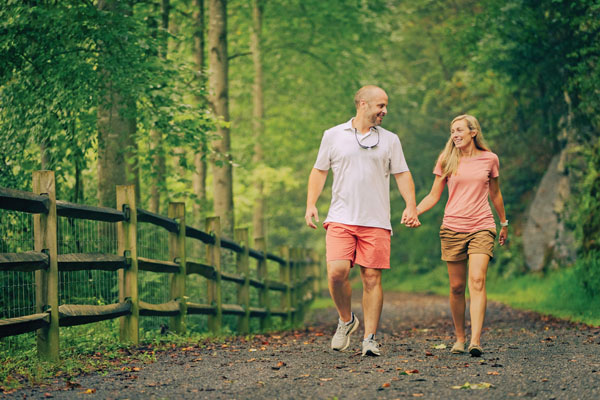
416, 175, 446, 216
489, 177, 508, 245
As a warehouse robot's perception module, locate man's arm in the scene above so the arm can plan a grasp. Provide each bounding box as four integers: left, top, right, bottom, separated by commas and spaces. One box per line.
305, 168, 329, 229
394, 171, 420, 228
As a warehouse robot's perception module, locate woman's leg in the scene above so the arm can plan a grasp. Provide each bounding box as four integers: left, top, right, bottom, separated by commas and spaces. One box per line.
467, 253, 491, 346
447, 260, 468, 343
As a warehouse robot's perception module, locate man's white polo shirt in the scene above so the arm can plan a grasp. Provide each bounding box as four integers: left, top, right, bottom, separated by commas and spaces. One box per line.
313, 119, 409, 231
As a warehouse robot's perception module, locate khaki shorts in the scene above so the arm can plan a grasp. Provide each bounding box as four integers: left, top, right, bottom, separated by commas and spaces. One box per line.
439, 226, 496, 262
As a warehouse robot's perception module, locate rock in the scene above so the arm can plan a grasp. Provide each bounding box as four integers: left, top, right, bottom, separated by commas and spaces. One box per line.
522, 150, 576, 271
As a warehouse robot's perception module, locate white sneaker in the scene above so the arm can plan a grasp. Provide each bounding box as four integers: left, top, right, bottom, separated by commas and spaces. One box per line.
362, 335, 381, 356
330, 313, 359, 351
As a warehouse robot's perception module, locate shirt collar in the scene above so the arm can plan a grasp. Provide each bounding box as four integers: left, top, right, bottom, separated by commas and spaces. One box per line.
344, 118, 378, 134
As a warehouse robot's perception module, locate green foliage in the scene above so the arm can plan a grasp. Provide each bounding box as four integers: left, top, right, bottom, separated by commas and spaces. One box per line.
574, 250, 600, 299
575, 140, 600, 253
0, 0, 212, 204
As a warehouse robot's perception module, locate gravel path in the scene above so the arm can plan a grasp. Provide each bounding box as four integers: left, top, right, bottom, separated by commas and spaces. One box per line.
6, 292, 600, 399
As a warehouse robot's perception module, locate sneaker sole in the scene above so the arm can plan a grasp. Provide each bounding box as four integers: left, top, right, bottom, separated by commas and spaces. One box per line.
362, 350, 381, 357
332, 318, 359, 352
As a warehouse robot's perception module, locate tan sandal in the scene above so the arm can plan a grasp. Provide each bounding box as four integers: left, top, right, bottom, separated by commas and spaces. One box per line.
450, 342, 465, 354
468, 344, 483, 357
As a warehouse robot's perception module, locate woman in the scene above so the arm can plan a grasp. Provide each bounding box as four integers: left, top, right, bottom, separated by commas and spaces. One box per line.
416, 114, 508, 357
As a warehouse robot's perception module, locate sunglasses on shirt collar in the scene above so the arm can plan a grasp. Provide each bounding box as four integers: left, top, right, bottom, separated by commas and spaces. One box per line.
354, 127, 380, 149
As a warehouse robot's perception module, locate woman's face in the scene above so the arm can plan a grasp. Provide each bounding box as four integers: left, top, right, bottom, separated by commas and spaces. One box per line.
450, 119, 475, 150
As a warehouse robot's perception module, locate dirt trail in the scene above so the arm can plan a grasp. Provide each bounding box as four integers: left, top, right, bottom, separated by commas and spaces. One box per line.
7, 292, 600, 399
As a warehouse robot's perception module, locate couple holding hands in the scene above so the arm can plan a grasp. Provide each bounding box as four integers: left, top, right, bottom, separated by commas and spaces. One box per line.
305, 85, 508, 357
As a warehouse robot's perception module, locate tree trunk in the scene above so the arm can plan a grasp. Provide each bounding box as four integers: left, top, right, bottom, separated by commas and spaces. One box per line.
148, 0, 170, 213
208, 0, 234, 237
97, 83, 132, 208
251, 0, 266, 239
192, 0, 207, 224
96, 0, 136, 208
149, 129, 166, 213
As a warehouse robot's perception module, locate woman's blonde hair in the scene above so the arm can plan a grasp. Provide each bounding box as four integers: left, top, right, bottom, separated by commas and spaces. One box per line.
438, 114, 491, 178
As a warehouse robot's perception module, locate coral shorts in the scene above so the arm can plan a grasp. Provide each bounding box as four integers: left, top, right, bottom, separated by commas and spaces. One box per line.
324, 222, 391, 269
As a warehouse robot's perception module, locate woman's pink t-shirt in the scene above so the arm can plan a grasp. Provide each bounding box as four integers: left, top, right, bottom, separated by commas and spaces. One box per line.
433, 151, 499, 233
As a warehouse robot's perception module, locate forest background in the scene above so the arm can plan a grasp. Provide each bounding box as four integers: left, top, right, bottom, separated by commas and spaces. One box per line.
1, 0, 600, 325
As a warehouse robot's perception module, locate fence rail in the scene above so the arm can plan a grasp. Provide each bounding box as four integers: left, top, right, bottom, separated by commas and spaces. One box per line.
0, 171, 320, 361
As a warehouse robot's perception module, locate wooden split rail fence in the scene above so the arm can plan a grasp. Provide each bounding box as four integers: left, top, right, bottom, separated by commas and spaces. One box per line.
0, 171, 320, 360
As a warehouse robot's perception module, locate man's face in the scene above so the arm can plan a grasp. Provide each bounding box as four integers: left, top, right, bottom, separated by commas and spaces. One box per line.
362, 91, 388, 126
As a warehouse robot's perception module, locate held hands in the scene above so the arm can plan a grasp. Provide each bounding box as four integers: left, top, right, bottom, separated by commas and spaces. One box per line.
401, 206, 421, 228
305, 205, 319, 229
499, 226, 508, 246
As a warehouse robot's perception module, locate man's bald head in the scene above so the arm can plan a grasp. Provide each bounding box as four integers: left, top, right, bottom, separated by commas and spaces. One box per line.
354, 85, 387, 109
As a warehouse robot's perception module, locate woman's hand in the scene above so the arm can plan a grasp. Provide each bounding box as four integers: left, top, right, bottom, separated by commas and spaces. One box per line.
499, 226, 508, 246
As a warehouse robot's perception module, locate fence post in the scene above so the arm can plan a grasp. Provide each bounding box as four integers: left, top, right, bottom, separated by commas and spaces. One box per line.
33, 170, 59, 361
206, 216, 222, 334
298, 248, 308, 326
279, 246, 292, 328
117, 185, 139, 344
290, 248, 301, 327
255, 237, 271, 331
235, 228, 250, 334
169, 202, 186, 334
310, 249, 321, 298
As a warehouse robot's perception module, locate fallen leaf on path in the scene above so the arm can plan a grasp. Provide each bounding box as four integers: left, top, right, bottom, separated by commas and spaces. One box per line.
452, 382, 493, 390
412, 393, 424, 397
382, 382, 391, 388
44, 393, 53, 398
425, 352, 434, 356
65, 380, 81, 389
487, 371, 500, 375
319, 378, 333, 382
83, 388, 96, 394
400, 369, 419, 375
249, 348, 257, 352
433, 344, 447, 349
272, 361, 286, 370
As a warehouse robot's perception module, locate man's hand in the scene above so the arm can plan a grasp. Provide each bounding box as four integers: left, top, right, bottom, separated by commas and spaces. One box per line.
401, 206, 421, 228
305, 205, 320, 229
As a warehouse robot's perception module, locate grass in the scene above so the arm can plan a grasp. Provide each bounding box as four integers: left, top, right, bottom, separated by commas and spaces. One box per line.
380, 263, 600, 327
487, 268, 600, 327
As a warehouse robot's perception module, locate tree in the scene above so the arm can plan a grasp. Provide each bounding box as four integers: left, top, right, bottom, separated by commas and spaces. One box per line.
208, 0, 234, 236
250, 0, 265, 239
192, 0, 208, 224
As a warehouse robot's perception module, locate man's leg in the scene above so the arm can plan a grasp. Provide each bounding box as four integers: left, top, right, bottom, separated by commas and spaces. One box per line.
327, 259, 353, 322
328, 259, 359, 351
359, 266, 382, 338
447, 260, 468, 344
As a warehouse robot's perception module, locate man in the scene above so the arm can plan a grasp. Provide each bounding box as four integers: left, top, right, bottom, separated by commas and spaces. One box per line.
305, 85, 420, 356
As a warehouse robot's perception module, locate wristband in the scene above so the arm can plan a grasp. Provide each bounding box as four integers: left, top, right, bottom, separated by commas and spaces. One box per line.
500, 220, 509, 227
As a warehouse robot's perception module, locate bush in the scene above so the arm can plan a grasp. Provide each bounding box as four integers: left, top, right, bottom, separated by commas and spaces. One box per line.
575, 250, 600, 298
